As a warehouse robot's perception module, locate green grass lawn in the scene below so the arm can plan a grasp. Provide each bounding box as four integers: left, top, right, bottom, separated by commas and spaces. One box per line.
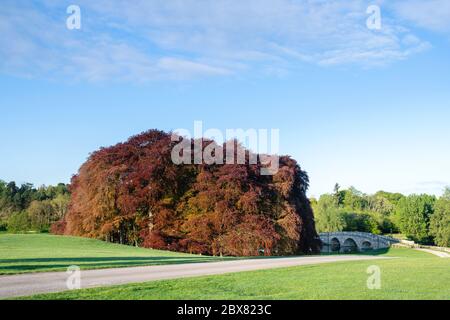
2, 234, 449, 300
0, 234, 227, 275
18, 248, 450, 300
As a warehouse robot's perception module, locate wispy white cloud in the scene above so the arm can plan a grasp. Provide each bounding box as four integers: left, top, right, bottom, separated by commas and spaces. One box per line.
157, 58, 232, 78
400, 180, 450, 196
391, 0, 450, 33
0, 0, 438, 83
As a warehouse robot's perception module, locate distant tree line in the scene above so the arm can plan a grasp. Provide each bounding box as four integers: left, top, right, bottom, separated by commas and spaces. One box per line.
0, 181, 70, 233
2, 179, 448, 249
2, 135, 449, 252
312, 184, 450, 247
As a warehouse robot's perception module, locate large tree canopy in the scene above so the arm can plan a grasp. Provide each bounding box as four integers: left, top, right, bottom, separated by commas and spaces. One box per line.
430, 188, 450, 247
395, 194, 436, 244
61, 130, 321, 256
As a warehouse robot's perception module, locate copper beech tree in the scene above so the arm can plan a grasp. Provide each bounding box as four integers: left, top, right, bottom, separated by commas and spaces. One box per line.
58, 130, 321, 256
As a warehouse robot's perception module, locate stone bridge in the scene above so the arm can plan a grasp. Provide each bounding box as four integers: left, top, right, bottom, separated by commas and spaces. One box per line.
319, 232, 399, 253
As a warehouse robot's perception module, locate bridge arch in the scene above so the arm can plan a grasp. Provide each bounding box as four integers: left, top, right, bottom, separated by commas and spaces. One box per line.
330, 238, 341, 252
343, 238, 358, 253
361, 241, 373, 251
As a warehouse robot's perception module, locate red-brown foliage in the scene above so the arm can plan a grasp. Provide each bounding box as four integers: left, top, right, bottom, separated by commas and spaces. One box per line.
50, 220, 66, 235
62, 130, 321, 256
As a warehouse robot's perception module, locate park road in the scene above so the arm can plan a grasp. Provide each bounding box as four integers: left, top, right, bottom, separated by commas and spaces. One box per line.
0, 255, 386, 299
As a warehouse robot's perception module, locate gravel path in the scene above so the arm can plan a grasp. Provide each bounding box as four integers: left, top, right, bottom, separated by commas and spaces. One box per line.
415, 248, 450, 258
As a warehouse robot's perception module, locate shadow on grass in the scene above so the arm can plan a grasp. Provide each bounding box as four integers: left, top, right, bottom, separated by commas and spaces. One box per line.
0, 256, 223, 264
320, 248, 391, 256
0, 249, 395, 274
359, 248, 391, 256
0, 256, 233, 274
0, 254, 317, 274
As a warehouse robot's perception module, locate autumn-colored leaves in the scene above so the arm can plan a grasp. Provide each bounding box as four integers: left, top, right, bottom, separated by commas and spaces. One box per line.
59, 130, 320, 256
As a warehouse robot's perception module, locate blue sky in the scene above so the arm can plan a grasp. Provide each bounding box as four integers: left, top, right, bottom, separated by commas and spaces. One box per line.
1, 0, 450, 197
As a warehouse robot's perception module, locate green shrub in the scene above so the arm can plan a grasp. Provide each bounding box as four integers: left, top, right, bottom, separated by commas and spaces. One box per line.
342, 212, 380, 234
430, 191, 450, 247
7, 211, 31, 233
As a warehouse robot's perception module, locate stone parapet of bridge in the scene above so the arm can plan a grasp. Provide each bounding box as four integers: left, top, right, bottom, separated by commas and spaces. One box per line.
319, 232, 399, 253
